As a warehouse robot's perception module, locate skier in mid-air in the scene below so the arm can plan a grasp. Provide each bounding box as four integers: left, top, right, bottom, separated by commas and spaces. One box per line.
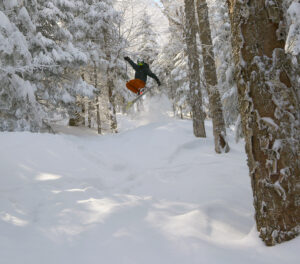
124, 56, 161, 95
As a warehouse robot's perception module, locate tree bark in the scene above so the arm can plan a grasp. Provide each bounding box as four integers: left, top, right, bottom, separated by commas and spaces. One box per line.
196, 0, 229, 153
184, 0, 206, 137
107, 73, 118, 133
93, 61, 102, 134
103, 29, 118, 134
227, 0, 300, 246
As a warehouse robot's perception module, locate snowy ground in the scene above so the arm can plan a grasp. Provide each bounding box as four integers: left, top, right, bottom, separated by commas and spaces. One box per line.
0, 98, 299, 264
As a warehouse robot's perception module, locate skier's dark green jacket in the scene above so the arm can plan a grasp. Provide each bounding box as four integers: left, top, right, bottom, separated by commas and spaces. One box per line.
124, 57, 161, 85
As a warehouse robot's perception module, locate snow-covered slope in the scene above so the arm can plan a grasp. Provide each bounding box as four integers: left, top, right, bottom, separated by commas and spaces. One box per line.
0, 114, 299, 264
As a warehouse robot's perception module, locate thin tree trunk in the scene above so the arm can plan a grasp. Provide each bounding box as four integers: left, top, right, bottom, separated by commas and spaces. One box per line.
196, 0, 229, 153
227, 0, 300, 246
184, 0, 206, 137
96, 97, 101, 134
107, 73, 118, 133
180, 106, 184, 119
94, 61, 101, 134
168, 70, 177, 118
88, 100, 92, 128
104, 30, 118, 134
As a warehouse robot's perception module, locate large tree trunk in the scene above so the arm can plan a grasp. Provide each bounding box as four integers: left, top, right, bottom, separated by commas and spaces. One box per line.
227, 0, 300, 246
184, 0, 206, 137
196, 0, 229, 153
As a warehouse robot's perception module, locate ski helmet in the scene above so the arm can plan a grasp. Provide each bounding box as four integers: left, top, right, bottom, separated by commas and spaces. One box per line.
137, 58, 145, 66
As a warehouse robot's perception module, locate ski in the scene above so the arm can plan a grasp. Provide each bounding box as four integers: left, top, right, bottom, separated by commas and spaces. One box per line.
126, 87, 152, 110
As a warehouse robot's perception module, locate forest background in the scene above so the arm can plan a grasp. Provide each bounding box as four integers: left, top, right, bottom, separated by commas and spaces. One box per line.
0, 0, 299, 248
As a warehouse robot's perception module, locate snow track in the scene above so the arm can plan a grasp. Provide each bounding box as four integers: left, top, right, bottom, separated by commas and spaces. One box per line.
0, 118, 299, 264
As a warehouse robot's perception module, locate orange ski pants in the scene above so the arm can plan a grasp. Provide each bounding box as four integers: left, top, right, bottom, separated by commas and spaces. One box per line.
126, 79, 146, 94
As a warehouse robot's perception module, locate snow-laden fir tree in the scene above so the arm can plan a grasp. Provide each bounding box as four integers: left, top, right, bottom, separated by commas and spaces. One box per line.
27, 0, 92, 117
0, 15, 39, 131
69, 0, 108, 131
70, 0, 126, 133
0, 0, 94, 132
0, 1, 44, 131
158, 0, 191, 118
137, 11, 159, 65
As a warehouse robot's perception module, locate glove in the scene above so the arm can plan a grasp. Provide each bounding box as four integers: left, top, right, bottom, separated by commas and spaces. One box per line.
124, 56, 130, 61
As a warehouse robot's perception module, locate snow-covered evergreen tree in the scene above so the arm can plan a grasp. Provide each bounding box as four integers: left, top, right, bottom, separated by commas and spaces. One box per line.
69, 0, 126, 133
158, 0, 191, 118
31, 0, 92, 120
0, 0, 94, 132
137, 11, 159, 65
0, 2, 43, 131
